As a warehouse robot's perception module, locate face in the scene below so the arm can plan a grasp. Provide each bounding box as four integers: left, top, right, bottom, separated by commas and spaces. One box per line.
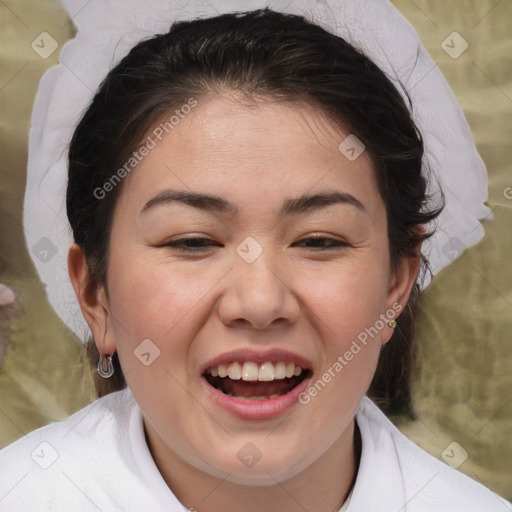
73, 93, 416, 486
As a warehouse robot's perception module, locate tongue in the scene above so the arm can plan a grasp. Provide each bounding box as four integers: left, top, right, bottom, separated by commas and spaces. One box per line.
223, 378, 293, 397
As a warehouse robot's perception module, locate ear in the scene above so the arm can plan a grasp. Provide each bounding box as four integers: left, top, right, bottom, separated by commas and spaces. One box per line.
67, 243, 117, 355
381, 243, 422, 344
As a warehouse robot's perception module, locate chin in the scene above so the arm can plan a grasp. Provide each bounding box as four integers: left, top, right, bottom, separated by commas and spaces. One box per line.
196, 446, 313, 486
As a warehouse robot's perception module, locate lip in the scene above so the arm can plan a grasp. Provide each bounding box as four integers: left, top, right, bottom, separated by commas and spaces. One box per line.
201, 371, 312, 421
200, 348, 313, 374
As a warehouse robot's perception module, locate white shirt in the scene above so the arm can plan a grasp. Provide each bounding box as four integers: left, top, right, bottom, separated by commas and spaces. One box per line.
0, 388, 509, 511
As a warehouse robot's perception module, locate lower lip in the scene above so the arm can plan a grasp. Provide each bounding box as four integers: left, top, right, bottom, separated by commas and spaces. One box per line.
201, 375, 311, 421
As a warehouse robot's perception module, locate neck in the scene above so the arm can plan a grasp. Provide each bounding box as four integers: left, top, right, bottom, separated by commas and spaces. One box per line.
146, 420, 361, 512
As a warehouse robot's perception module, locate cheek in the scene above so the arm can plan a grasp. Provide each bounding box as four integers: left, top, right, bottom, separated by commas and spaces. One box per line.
298, 259, 388, 399
109, 250, 212, 326
105, 254, 216, 376
303, 257, 389, 340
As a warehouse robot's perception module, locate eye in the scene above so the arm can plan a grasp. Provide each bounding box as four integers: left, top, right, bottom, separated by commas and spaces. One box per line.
158, 235, 350, 253
161, 237, 221, 252
293, 236, 350, 251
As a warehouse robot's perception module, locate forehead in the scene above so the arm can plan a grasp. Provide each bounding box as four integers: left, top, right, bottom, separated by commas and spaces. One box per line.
165, 94, 361, 170
116, 93, 381, 216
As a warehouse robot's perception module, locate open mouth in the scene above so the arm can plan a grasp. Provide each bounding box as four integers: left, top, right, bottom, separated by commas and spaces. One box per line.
203, 361, 312, 401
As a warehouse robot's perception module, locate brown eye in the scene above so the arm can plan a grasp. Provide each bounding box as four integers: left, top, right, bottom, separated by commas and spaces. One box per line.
294, 237, 350, 250
162, 237, 221, 252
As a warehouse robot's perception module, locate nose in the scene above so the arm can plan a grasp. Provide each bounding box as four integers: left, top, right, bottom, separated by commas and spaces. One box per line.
217, 247, 301, 330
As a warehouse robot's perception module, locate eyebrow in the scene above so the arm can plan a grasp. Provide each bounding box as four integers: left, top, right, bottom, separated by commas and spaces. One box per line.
140, 189, 366, 217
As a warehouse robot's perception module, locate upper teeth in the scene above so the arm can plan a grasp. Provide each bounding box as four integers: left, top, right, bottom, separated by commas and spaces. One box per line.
207, 361, 303, 381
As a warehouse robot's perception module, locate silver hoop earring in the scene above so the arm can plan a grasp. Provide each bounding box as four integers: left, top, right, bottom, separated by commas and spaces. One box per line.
98, 354, 114, 378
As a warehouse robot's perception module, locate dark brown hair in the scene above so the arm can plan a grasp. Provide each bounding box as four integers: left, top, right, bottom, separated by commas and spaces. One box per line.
67, 8, 442, 417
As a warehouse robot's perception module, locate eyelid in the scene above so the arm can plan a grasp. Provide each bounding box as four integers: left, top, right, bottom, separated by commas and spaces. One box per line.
159, 236, 220, 251
293, 235, 351, 250
295, 233, 348, 242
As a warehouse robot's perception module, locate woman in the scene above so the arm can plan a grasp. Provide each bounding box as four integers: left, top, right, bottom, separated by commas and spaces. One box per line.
0, 7, 509, 512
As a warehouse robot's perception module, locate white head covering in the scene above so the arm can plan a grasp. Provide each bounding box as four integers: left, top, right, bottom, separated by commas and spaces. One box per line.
23, 0, 491, 343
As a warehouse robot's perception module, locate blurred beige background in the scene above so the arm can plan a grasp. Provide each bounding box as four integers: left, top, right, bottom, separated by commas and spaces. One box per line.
0, 0, 510, 500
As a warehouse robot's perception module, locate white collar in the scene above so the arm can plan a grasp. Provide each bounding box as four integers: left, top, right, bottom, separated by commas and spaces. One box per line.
346, 397, 408, 511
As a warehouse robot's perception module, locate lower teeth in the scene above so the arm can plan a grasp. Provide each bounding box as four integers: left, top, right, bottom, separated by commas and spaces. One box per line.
227, 393, 280, 400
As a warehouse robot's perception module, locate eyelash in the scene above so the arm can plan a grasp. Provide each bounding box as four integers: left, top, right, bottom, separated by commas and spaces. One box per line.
162, 236, 350, 252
